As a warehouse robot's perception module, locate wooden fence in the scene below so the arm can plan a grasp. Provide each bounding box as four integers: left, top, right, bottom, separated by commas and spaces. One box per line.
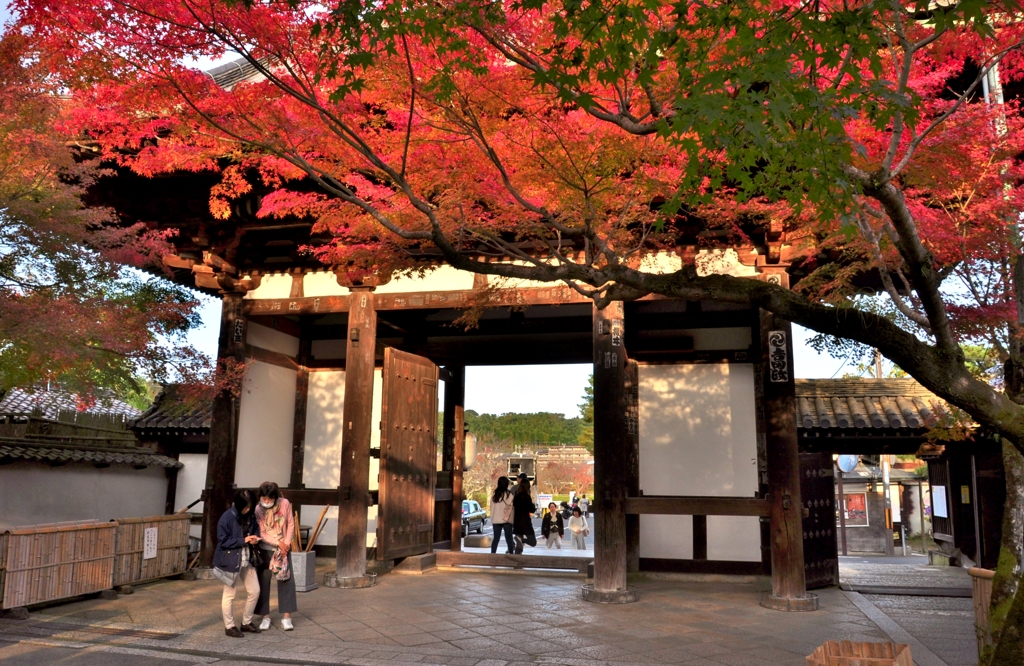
1, 513, 192, 609
1, 520, 117, 609
112, 514, 190, 586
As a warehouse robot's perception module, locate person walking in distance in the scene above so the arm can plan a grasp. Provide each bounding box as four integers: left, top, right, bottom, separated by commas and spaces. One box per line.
568, 506, 589, 550
541, 502, 565, 549
254, 482, 297, 631
579, 494, 590, 517
212, 489, 262, 638
512, 476, 537, 554
490, 477, 516, 554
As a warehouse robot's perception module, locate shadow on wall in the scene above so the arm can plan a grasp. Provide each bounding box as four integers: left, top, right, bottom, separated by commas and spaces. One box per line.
638, 363, 760, 561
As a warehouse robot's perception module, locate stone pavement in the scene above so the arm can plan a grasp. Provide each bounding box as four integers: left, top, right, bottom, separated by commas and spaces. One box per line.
0, 561, 977, 666
838, 556, 972, 592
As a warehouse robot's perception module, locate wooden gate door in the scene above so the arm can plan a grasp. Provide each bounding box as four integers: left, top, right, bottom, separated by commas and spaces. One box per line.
799, 452, 839, 589
377, 348, 439, 561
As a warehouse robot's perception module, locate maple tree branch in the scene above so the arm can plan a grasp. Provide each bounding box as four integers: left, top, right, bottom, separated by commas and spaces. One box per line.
845, 163, 957, 351
854, 212, 932, 332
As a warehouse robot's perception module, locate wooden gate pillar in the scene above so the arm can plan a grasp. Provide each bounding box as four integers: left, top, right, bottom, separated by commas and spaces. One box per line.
325, 288, 378, 589
759, 313, 818, 611
443, 365, 466, 551
625, 359, 640, 574
199, 293, 247, 567
584, 302, 638, 603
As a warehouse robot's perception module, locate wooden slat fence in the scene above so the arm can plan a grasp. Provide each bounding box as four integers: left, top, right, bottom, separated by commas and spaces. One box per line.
806, 641, 912, 666
1, 520, 117, 609
112, 514, 190, 586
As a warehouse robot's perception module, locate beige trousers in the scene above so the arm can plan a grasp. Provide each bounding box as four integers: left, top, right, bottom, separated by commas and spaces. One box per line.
221, 566, 259, 629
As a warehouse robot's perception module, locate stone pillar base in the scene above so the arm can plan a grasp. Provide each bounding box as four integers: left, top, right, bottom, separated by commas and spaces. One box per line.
758, 591, 819, 611
582, 584, 639, 604
323, 572, 377, 589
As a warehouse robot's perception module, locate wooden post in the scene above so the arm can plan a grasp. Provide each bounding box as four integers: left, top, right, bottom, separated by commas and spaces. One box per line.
290, 335, 311, 490
443, 366, 466, 551
758, 313, 817, 611
199, 293, 247, 567
583, 302, 637, 603
325, 288, 377, 588
625, 359, 640, 574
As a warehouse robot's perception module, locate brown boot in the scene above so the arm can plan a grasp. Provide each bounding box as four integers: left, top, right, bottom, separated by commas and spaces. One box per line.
241, 622, 261, 634
225, 626, 244, 638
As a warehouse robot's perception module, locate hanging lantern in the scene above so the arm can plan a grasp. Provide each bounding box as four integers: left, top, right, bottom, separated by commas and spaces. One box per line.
463, 426, 478, 471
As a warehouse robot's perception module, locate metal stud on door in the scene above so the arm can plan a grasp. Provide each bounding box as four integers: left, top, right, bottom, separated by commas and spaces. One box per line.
377, 348, 439, 561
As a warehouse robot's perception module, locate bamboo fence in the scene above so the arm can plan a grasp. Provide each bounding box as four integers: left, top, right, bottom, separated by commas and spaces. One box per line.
112, 514, 190, 586
1, 520, 117, 609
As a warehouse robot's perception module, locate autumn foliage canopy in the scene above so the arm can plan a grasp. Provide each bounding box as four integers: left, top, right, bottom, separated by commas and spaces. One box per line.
12, 0, 1024, 445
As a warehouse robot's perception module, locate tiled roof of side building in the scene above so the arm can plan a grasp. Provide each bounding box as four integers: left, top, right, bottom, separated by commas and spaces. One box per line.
0, 386, 140, 420
795, 378, 949, 430
131, 386, 213, 433
0, 442, 183, 468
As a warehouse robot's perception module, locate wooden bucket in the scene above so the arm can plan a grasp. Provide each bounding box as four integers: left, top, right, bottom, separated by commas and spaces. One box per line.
112, 514, 190, 586
2, 520, 117, 609
806, 641, 912, 666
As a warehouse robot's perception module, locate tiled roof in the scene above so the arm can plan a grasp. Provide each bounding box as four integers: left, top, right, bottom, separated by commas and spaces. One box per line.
0, 387, 140, 420
795, 378, 947, 430
0, 441, 182, 468
131, 386, 213, 432
206, 57, 267, 89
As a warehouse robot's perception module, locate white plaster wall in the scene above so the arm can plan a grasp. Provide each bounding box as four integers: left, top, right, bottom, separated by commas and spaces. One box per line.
235, 360, 297, 488
244, 273, 293, 299
174, 453, 208, 514
695, 249, 759, 277
247, 321, 300, 357
0, 463, 168, 529
300, 369, 383, 548
304, 271, 350, 297
638, 363, 761, 561
375, 265, 475, 293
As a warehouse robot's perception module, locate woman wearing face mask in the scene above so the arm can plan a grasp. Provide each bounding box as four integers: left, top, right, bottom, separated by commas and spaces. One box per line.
213, 488, 262, 638
541, 502, 564, 549
568, 506, 589, 550
253, 481, 297, 631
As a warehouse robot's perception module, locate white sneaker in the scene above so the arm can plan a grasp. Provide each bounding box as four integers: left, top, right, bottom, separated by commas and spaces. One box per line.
281, 617, 294, 631
259, 616, 271, 631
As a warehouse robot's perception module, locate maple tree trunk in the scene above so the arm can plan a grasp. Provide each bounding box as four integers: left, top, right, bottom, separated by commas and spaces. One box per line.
984, 358, 1024, 666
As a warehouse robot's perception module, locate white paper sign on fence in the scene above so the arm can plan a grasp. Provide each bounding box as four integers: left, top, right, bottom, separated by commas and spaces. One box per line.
932, 486, 948, 518
143, 527, 159, 560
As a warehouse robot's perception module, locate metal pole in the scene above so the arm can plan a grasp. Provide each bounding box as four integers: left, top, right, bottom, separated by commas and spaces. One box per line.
837, 467, 848, 557
882, 457, 894, 556
918, 479, 926, 553
971, 455, 983, 566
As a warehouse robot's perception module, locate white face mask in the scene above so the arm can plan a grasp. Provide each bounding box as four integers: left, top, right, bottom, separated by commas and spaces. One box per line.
260, 500, 275, 509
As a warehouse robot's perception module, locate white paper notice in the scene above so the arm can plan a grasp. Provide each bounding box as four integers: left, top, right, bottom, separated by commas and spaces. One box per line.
143, 527, 159, 560
932, 486, 948, 518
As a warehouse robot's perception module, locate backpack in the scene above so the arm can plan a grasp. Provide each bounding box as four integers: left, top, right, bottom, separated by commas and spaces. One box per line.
501, 492, 514, 523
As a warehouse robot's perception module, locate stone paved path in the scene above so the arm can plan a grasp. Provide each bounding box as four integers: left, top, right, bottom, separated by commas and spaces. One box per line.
0, 562, 976, 665
839, 556, 972, 591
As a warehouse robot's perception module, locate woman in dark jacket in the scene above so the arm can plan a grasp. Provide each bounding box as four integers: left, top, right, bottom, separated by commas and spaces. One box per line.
541, 502, 565, 549
512, 477, 537, 554
213, 489, 262, 638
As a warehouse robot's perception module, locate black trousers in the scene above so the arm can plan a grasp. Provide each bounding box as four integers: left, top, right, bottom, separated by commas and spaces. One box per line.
254, 550, 297, 616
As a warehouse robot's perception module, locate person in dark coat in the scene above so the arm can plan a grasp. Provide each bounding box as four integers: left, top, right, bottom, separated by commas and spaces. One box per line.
213, 489, 262, 638
512, 477, 537, 554
541, 502, 565, 549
